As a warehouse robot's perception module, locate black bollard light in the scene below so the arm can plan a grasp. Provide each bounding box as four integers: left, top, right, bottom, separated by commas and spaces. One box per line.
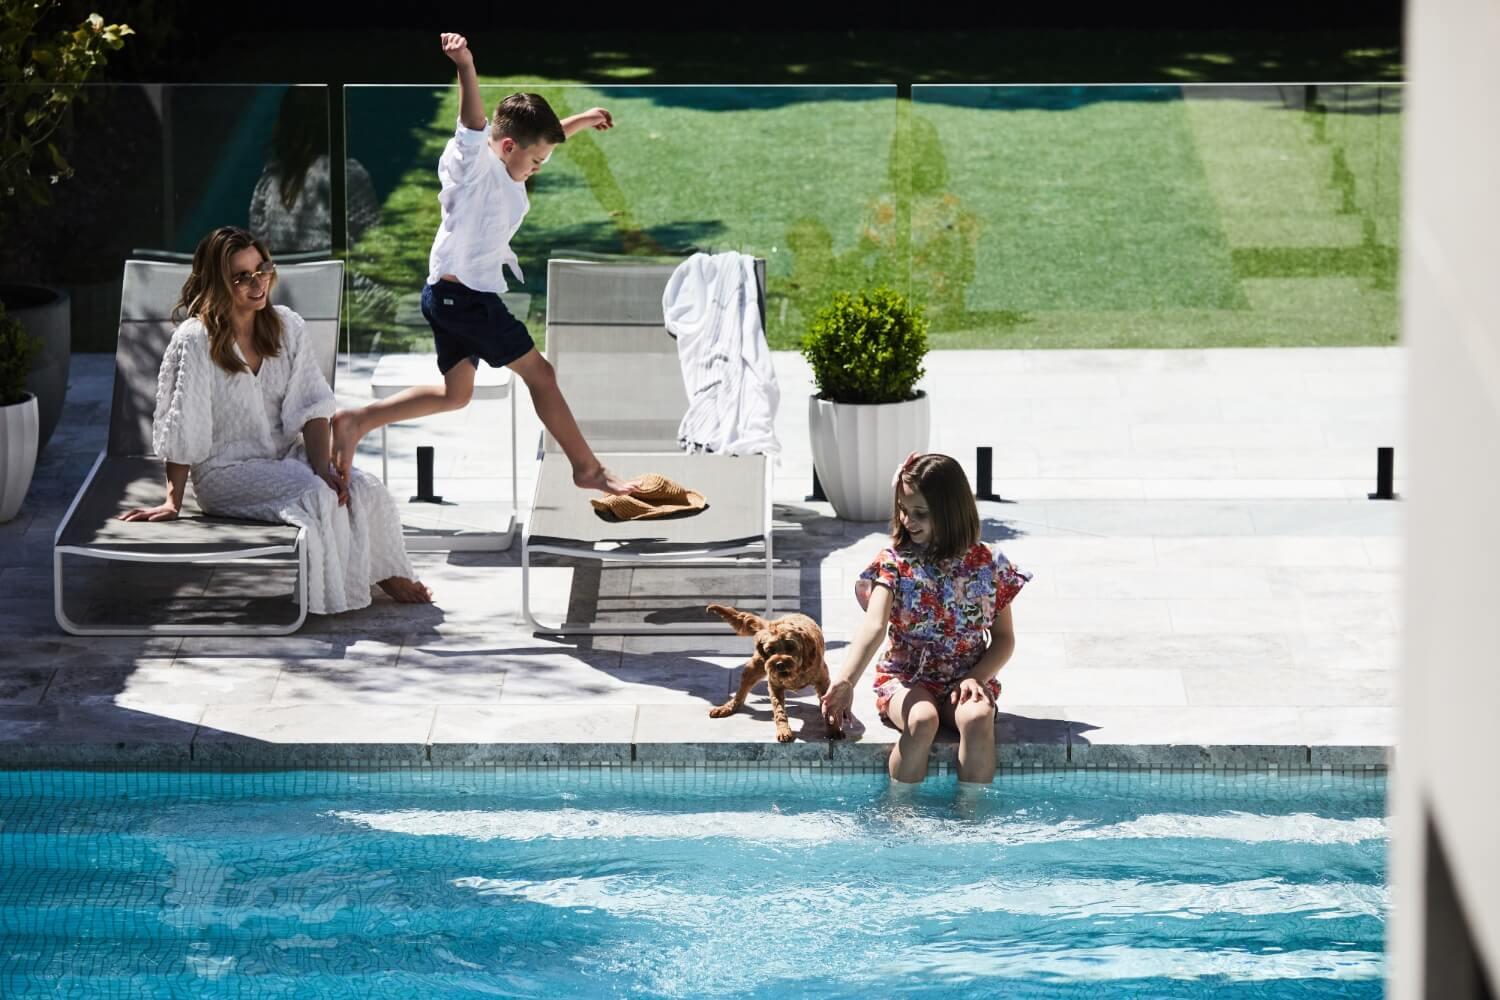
1368, 446, 1397, 500
975, 446, 1003, 502
412, 445, 444, 503
806, 468, 827, 502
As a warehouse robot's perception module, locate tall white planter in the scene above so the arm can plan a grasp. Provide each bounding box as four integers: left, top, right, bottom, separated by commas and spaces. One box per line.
0, 392, 39, 523
809, 392, 931, 521
0, 285, 69, 453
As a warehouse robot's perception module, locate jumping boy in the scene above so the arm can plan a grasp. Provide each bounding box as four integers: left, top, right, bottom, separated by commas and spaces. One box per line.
332, 32, 636, 496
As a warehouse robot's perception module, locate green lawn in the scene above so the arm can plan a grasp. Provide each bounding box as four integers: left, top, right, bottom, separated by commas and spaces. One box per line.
344, 81, 1401, 352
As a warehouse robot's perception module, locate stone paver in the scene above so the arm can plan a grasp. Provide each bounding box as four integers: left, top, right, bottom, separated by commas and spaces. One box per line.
0, 347, 1403, 767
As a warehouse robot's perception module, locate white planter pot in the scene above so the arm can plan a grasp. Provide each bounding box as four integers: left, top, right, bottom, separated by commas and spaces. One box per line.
0, 392, 39, 523
809, 392, 931, 521
0, 284, 69, 453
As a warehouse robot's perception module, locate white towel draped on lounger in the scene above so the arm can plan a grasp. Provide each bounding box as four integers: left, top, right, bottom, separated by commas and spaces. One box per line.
662, 251, 780, 457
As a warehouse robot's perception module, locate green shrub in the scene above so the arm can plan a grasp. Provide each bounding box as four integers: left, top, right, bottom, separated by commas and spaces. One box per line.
0, 305, 41, 407
0, 5, 133, 227
801, 286, 928, 404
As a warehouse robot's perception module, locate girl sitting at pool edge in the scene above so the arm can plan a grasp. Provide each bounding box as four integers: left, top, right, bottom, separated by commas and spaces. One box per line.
820, 452, 1030, 788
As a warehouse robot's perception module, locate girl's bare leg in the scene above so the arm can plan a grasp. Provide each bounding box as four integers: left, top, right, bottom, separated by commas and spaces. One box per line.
885, 685, 940, 784
942, 696, 998, 784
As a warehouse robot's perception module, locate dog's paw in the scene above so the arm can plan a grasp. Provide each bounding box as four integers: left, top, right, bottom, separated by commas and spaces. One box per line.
775, 727, 796, 743
708, 705, 736, 719
827, 727, 846, 741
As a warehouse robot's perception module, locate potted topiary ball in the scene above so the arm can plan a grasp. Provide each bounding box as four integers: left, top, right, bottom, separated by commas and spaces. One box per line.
802, 286, 930, 520
0, 305, 43, 522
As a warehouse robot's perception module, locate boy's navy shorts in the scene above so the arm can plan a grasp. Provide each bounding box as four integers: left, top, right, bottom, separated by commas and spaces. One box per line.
421, 279, 536, 375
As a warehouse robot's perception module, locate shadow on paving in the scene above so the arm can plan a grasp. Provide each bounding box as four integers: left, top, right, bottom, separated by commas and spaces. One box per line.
508, 499, 1033, 636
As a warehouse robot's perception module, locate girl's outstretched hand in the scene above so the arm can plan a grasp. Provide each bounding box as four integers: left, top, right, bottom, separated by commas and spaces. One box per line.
951, 677, 994, 707
821, 678, 854, 728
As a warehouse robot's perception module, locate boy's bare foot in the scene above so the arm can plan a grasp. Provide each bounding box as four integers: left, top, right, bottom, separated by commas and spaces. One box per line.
330, 410, 363, 481
573, 465, 638, 495
378, 576, 433, 603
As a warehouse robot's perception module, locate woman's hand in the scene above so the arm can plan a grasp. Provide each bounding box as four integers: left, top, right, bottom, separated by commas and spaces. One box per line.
317, 462, 349, 506
118, 503, 180, 522
821, 678, 854, 728
951, 677, 994, 707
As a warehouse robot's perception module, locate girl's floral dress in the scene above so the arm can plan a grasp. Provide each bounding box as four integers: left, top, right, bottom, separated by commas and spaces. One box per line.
857, 542, 1030, 724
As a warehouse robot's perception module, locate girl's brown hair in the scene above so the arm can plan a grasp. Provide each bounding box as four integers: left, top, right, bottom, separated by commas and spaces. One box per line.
889, 452, 981, 562
174, 227, 283, 375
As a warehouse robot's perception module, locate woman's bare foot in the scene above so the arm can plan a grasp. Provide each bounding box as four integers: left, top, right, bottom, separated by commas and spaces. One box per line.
378, 576, 433, 603
330, 410, 364, 481
573, 464, 638, 495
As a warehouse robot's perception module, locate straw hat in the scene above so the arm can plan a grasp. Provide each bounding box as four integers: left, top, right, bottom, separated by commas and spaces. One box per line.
590, 473, 707, 521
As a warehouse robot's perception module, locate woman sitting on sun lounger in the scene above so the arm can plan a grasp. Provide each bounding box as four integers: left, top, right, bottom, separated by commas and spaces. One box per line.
119, 226, 431, 614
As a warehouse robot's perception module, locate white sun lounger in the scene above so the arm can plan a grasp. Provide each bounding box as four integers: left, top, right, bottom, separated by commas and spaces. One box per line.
521, 257, 773, 634
52, 258, 344, 635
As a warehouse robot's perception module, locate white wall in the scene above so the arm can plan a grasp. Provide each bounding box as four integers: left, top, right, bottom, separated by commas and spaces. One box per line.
1393, 0, 1500, 996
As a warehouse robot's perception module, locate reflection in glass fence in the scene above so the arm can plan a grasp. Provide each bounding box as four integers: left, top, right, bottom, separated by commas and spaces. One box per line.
1, 84, 331, 352
5, 82, 1400, 357
343, 85, 901, 356
908, 83, 1402, 349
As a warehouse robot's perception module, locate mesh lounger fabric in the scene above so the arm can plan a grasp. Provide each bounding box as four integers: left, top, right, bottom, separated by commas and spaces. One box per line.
58, 456, 300, 555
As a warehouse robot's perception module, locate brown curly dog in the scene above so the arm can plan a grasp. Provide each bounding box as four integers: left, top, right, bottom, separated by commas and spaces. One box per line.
706, 603, 843, 743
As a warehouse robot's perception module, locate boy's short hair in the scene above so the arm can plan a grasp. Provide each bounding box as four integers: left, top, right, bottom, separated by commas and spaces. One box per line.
492, 93, 566, 147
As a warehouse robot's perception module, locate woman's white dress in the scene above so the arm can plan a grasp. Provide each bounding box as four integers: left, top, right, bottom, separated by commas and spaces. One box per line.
152, 305, 413, 614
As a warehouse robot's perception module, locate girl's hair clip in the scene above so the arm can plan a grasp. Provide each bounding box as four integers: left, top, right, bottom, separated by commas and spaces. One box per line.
890, 451, 921, 489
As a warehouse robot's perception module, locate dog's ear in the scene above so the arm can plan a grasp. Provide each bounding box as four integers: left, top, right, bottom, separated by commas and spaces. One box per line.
799, 629, 822, 665
706, 603, 768, 637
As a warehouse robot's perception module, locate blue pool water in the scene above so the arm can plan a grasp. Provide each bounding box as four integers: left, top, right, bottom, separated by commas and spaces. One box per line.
0, 769, 1386, 998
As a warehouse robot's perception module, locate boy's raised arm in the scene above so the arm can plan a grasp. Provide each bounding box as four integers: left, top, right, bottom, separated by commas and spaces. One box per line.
561, 107, 615, 138
440, 32, 486, 131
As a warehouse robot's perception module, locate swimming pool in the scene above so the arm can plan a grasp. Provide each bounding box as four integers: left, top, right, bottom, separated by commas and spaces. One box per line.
0, 768, 1386, 998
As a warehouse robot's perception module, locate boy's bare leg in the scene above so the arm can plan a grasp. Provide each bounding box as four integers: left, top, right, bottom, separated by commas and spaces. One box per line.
331, 362, 477, 479
508, 349, 636, 495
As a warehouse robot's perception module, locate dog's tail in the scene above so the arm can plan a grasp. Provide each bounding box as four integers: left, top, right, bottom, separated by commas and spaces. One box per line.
706, 603, 766, 637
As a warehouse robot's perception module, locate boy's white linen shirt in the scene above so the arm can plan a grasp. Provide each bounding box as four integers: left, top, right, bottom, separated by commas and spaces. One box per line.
426, 118, 530, 293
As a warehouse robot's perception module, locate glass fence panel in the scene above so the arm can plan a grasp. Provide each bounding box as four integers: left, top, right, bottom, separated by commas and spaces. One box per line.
908, 83, 1402, 349
3, 82, 1402, 358
2, 83, 332, 352
343, 84, 901, 356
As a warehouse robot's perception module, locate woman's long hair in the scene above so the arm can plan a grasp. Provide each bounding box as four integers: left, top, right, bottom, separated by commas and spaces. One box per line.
173, 226, 283, 376
270, 86, 327, 210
